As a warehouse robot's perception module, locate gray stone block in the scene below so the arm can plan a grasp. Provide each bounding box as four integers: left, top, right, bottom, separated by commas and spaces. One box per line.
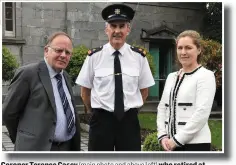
92, 2, 107, 10
53, 10, 66, 19
67, 11, 89, 22
91, 40, 107, 48
88, 13, 103, 22
22, 26, 31, 36
23, 18, 44, 27
74, 21, 89, 30
132, 20, 152, 30
22, 8, 35, 18
15, 7, 22, 18
80, 30, 98, 40
16, 2, 21, 8
15, 18, 22, 26
98, 31, 107, 41
35, 9, 53, 19
67, 2, 90, 13
50, 19, 64, 29
16, 27, 22, 38
137, 5, 158, 14
74, 39, 91, 48
23, 46, 44, 57
22, 53, 44, 65
41, 3, 65, 11
25, 36, 43, 46
88, 22, 105, 30
30, 27, 46, 37
90, 3, 103, 14
73, 30, 81, 39
22, 3, 36, 9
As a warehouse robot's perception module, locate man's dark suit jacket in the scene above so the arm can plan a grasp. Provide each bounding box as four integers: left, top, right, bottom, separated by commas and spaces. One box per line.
3, 61, 81, 151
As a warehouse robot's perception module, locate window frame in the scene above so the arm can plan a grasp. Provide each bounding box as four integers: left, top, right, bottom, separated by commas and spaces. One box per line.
3, 2, 16, 38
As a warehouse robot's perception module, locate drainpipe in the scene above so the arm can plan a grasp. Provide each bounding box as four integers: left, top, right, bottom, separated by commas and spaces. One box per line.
64, 2, 67, 33
20, 2, 23, 66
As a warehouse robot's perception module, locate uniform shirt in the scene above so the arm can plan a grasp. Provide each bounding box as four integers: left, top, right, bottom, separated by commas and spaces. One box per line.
44, 58, 75, 142
76, 42, 155, 112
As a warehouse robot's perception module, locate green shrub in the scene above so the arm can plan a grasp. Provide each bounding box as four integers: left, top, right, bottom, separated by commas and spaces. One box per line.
200, 39, 222, 89
2, 46, 19, 81
66, 45, 89, 85
132, 44, 156, 76
142, 132, 163, 151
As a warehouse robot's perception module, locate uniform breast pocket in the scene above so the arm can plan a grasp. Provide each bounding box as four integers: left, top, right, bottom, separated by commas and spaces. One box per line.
94, 68, 113, 92
122, 68, 139, 92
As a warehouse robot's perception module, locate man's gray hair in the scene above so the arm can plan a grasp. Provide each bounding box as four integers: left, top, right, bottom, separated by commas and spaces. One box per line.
105, 22, 131, 28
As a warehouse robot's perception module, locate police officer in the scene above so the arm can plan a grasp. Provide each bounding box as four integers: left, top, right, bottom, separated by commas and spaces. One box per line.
76, 3, 155, 151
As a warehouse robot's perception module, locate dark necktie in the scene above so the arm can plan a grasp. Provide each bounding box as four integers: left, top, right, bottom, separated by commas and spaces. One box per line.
55, 74, 75, 134
113, 50, 124, 120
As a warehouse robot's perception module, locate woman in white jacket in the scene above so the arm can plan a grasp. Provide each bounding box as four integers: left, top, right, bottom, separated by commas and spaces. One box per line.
157, 30, 216, 151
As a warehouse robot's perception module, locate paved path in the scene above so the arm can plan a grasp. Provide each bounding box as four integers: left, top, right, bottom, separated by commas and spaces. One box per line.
2, 126, 89, 151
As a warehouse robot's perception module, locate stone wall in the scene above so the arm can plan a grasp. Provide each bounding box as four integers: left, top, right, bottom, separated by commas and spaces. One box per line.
2, 2, 205, 96
3, 2, 205, 66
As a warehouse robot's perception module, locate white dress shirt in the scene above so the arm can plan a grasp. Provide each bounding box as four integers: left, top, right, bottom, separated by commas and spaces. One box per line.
76, 42, 155, 112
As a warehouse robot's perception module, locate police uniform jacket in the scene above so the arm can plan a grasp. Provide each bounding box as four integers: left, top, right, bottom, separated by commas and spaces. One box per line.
76, 42, 155, 112
157, 66, 216, 146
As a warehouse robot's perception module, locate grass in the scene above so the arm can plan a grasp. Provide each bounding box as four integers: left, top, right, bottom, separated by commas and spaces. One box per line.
209, 120, 222, 150
138, 113, 222, 150
138, 112, 157, 130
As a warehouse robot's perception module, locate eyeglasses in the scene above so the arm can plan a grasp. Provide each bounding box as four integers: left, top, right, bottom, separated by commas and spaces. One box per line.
48, 46, 72, 56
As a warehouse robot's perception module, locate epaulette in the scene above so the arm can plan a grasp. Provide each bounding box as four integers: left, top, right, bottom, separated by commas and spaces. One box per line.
88, 46, 103, 56
130, 46, 147, 57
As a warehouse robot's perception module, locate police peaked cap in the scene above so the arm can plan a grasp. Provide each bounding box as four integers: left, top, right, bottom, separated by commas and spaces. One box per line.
102, 4, 135, 22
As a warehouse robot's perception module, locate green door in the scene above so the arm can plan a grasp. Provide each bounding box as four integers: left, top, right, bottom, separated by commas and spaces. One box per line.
149, 47, 159, 99
167, 47, 172, 74
149, 44, 173, 100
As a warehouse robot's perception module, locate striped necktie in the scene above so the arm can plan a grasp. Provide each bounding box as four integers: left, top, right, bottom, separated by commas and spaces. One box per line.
113, 50, 124, 120
55, 74, 75, 133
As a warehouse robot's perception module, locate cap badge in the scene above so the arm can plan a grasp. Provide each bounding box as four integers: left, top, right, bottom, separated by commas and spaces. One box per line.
114, 9, 120, 15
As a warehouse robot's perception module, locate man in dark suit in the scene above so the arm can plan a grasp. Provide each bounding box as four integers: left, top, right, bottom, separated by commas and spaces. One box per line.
3, 31, 81, 151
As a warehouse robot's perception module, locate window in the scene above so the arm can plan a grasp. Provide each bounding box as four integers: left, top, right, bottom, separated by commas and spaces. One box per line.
4, 2, 15, 37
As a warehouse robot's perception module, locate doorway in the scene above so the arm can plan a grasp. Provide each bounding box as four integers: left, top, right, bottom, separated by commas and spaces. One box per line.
148, 42, 173, 100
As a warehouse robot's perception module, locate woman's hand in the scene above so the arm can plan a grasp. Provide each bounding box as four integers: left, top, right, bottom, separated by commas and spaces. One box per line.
161, 137, 171, 151
167, 138, 177, 151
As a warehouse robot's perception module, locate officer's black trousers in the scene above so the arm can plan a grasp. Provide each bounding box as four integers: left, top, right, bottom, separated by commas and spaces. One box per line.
88, 108, 141, 151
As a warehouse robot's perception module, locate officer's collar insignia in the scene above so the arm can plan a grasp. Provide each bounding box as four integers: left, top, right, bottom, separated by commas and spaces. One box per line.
114, 9, 120, 15
88, 46, 103, 56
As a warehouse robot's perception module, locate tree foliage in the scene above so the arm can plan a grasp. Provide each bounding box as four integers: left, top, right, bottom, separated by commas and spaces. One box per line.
202, 2, 222, 43
200, 39, 222, 89
2, 46, 19, 81
66, 45, 89, 85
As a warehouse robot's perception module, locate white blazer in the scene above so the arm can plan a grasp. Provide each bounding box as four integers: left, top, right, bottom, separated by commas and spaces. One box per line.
157, 66, 216, 146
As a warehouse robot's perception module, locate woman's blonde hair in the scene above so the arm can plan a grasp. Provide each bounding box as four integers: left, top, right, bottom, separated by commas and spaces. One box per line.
176, 30, 203, 63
